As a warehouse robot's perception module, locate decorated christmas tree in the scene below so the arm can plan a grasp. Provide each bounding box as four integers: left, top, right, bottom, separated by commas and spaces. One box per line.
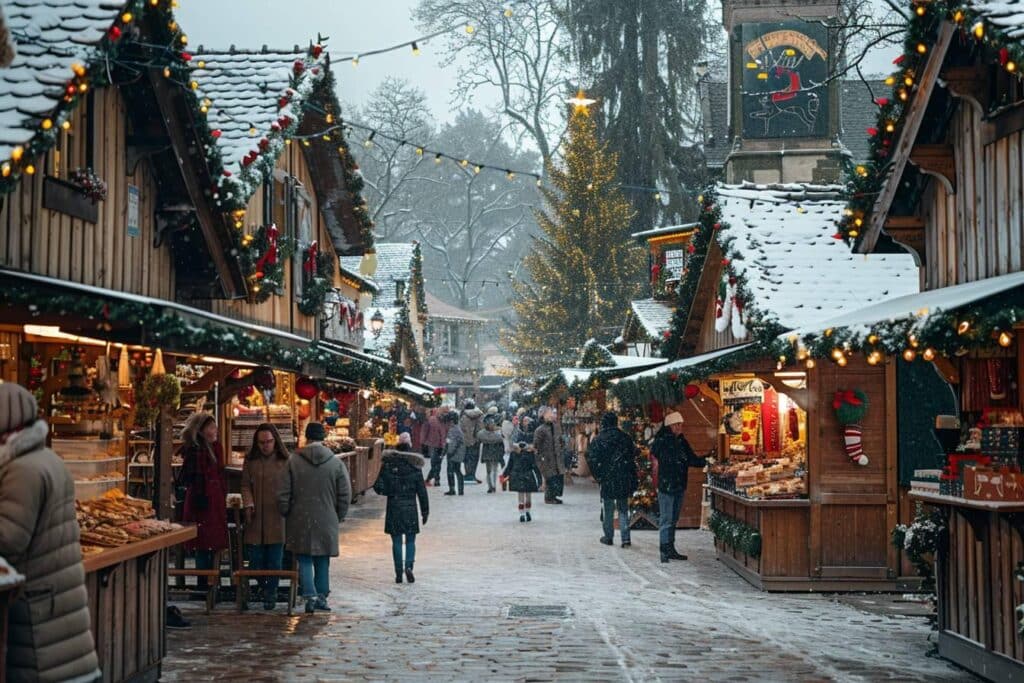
505, 99, 642, 376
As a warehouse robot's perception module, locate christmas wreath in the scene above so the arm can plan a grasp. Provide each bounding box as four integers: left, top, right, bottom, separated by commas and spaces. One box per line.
133, 374, 182, 426
237, 223, 294, 303
297, 240, 336, 316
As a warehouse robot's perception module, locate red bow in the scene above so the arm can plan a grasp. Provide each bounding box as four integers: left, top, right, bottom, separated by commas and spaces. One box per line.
304, 241, 319, 276
254, 224, 279, 273
832, 390, 862, 410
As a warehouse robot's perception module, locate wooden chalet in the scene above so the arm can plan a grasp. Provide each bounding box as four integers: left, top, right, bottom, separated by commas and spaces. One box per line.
831, 3, 1024, 678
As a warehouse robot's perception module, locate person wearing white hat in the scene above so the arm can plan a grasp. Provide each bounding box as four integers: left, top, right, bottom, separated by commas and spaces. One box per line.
0, 382, 100, 681
650, 411, 707, 563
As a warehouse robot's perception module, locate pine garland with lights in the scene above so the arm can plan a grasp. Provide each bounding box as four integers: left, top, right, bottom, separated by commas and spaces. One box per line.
297, 243, 336, 316
235, 224, 295, 303
630, 445, 658, 513
835, 1, 1024, 245
506, 106, 643, 376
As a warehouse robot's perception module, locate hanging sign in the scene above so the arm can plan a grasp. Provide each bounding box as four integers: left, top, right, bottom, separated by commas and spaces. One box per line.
720, 377, 764, 404
127, 185, 140, 237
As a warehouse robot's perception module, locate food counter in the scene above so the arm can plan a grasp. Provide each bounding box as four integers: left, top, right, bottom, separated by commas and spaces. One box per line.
910, 491, 1024, 682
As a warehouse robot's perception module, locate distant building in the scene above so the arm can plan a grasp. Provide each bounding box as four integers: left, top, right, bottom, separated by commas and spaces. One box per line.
424, 292, 487, 403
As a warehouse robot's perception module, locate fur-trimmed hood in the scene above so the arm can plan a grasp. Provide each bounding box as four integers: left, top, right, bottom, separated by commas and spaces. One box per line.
382, 449, 425, 469
0, 419, 48, 470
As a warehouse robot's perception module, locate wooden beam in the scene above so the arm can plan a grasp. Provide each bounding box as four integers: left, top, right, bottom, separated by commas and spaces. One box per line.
147, 70, 246, 298
860, 21, 956, 254
883, 215, 926, 266
676, 240, 724, 357
941, 65, 989, 114
910, 144, 956, 193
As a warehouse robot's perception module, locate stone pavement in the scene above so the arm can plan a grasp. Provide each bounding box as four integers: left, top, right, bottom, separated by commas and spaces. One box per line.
162, 473, 975, 682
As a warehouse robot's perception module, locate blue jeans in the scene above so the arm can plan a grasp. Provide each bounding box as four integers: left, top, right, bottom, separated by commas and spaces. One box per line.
602, 498, 630, 544
658, 490, 684, 546
391, 533, 416, 572
296, 554, 330, 599
244, 543, 284, 600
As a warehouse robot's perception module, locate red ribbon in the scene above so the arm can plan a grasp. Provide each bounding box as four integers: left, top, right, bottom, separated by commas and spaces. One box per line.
304, 241, 319, 276
254, 224, 279, 274
832, 389, 862, 410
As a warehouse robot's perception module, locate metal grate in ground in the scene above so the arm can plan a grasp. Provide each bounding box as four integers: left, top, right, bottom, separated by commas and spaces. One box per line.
506, 604, 572, 619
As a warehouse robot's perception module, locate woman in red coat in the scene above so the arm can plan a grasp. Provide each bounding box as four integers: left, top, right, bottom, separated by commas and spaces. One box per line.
178, 412, 229, 578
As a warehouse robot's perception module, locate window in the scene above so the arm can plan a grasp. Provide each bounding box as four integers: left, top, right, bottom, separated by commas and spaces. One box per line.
439, 323, 460, 355
46, 92, 92, 180
394, 279, 406, 305
663, 248, 687, 279
292, 184, 313, 300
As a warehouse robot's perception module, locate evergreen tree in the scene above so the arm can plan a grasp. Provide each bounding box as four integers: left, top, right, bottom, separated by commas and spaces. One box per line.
565, 0, 720, 231
505, 105, 642, 376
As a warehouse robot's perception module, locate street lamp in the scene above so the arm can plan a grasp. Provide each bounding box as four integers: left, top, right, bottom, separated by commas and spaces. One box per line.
369, 309, 385, 337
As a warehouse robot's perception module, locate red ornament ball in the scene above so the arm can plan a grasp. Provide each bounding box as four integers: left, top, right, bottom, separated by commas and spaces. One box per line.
295, 376, 318, 400
684, 384, 701, 399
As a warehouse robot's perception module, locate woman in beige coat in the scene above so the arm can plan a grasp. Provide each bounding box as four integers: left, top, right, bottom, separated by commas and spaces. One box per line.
240, 423, 290, 610
0, 383, 99, 683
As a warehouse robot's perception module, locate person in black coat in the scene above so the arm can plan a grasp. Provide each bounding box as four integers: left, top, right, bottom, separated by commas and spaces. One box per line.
373, 432, 429, 584
585, 412, 638, 548
650, 412, 708, 563
502, 440, 543, 523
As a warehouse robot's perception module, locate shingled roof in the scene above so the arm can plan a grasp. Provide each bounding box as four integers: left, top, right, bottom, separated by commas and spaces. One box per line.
630, 298, 675, 339
341, 243, 416, 307
839, 79, 887, 163
717, 182, 919, 330
703, 80, 731, 169
0, 0, 125, 161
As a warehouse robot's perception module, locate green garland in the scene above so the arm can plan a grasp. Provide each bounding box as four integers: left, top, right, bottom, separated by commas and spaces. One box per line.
708, 510, 762, 558
411, 241, 427, 317
134, 374, 182, 426
297, 247, 336, 316
577, 339, 615, 368
836, 2, 1024, 245
892, 503, 946, 598
235, 224, 295, 303
0, 283, 401, 390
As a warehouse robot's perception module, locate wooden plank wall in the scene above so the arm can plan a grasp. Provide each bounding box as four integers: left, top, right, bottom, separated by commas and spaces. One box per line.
210, 143, 337, 338
926, 103, 1024, 290
0, 87, 175, 300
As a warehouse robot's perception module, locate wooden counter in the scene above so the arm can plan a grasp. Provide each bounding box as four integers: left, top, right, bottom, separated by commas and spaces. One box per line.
83, 527, 196, 683
910, 492, 1024, 682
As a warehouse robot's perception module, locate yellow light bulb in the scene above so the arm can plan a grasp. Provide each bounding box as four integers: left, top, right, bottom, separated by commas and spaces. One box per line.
249, 127, 257, 136
904, 76, 914, 87
849, 229, 859, 238
885, 122, 895, 133
474, 165, 482, 174
856, 165, 867, 176
867, 351, 881, 366
24, 164, 35, 175
149, 0, 158, 6
180, 35, 188, 46
61, 120, 71, 131
884, 76, 895, 86
899, 90, 908, 101
163, 66, 171, 78
854, 218, 863, 227
953, 10, 964, 23
352, 56, 359, 67
506, 170, 515, 180
504, 7, 513, 17
1008, 62, 1017, 73
41, 119, 52, 130
973, 21, 984, 39
837, 355, 848, 367
190, 80, 199, 90
302, 139, 310, 147
78, 82, 88, 93
998, 331, 1013, 347
957, 320, 971, 335
902, 348, 916, 362
915, 5, 925, 17
922, 348, 936, 361
10, 146, 23, 162
460, 159, 469, 168
72, 63, 87, 77
1, 164, 10, 177
465, 23, 475, 34
831, 348, 844, 361
168, 21, 177, 31
868, 334, 878, 344
806, 358, 816, 369
434, 154, 442, 164
122, 11, 133, 22
916, 44, 927, 54
415, 147, 423, 155
197, 60, 206, 69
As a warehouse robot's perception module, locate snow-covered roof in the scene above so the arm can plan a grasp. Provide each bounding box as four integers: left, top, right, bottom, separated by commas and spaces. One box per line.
630, 298, 675, 339
631, 223, 698, 241
554, 355, 666, 387
792, 271, 1024, 339
189, 47, 306, 178
338, 262, 378, 293
397, 375, 436, 401
341, 243, 416, 306
618, 344, 755, 382
425, 292, 486, 323
717, 182, 919, 330
968, 1, 1024, 42
0, 0, 124, 161
609, 355, 666, 370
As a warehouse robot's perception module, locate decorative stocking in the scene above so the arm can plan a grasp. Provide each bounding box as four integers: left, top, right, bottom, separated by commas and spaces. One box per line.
843, 424, 869, 466
730, 277, 748, 338
714, 277, 730, 333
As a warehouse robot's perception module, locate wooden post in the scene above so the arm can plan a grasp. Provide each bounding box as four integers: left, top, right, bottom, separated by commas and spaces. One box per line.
154, 407, 174, 520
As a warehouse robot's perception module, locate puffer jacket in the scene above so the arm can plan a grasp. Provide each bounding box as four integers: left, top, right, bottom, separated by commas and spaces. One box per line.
374, 450, 429, 536
444, 424, 466, 464
475, 428, 506, 464
0, 420, 100, 683
459, 408, 484, 447
277, 443, 350, 557
585, 426, 639, 500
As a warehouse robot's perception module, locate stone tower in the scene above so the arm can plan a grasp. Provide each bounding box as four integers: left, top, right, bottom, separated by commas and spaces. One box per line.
721, 0, 845, 184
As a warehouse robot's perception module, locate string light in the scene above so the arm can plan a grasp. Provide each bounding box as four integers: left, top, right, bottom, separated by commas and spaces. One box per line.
998, 331, 1014, 347
902, 348, 916, 362
505, 170, 515, 180
922, 348, 936, 361
465, 23, 475, 34
363, 131, 376, 148
61, 120, 71, 131
434, 153, 443, 164
973, 21, 985, 39
41, 119, 53, 130
352, 55, 360, 67
411, 41, 420, 56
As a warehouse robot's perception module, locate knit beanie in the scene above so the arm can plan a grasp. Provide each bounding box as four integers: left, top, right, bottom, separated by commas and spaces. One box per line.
398, 431, 412, 448
305, 422, 327, 442
0, 383, 38, 435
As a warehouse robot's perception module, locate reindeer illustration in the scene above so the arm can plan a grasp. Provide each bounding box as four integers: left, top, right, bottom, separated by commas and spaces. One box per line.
748, 47, 821, 136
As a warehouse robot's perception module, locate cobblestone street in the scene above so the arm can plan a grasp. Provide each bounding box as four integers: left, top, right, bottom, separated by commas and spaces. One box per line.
162, 476, 973, 682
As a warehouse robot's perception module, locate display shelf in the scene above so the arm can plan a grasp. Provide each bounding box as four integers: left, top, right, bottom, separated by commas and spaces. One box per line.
82, 526, 195, 573
909, 490, 1024, 512
709, 486, 811, 507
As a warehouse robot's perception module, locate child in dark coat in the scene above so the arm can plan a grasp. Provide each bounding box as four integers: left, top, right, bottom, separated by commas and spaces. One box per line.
373, 432, 429, 584
502, 441, 543, 523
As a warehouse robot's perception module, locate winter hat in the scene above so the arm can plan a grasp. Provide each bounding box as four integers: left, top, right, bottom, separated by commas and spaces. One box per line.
663, 411, 684, 427
305, 422, 327, 442
0, 383, 37, 435
464, 399, 476, 410
398, 431, 412, 448
487, 405, 499, 415
601, 412, 618, 430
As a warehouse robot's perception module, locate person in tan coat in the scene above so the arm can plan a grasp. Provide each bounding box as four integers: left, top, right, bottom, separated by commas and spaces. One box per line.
0, 383, 100, 683
240, 423, 290, 610
533, 406, 566, 504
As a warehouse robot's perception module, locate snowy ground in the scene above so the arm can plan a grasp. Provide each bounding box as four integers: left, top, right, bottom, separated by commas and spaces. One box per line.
162, 472, 975, 682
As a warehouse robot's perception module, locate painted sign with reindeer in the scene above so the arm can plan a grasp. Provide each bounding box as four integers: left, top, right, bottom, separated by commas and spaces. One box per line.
740, 21, 829, 139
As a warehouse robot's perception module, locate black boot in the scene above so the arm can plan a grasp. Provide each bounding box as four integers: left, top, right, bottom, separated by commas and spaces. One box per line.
395, 570, 403, 584
660, 543, 671, 563
444, 489, 456, 496
405, 566, 415, 584
668, 545, 688, 561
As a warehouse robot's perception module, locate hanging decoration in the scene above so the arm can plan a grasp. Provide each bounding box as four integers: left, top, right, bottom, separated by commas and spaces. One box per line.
69, 167, 108, 203
713, 271, 748, 338
133, 374, 182, 427
833, 389, 870, 466
294, 376, 319, 400
297, 241, 337, 316
237, 223, 294, 302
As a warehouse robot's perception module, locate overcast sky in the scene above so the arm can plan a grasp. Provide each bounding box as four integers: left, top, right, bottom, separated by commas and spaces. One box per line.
177, 0, 471, 120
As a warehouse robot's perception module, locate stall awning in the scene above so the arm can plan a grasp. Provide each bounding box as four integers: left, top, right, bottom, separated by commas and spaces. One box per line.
610, 343, 759, 407
790, 271, 1024, 339
618, 344, 755, 382
397, 375, 437, 402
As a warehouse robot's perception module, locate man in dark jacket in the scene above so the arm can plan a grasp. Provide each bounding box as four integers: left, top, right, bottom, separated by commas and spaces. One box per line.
585, 412, 638, 548
650, 411, 707, 563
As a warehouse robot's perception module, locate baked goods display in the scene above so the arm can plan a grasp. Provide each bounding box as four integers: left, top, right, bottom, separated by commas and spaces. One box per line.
76, 489, 182, 553
710, 449, 808, 499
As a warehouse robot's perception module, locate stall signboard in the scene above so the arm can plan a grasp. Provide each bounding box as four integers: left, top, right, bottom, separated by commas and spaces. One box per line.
740, 20, 830, 139
720, 377, 764, 404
